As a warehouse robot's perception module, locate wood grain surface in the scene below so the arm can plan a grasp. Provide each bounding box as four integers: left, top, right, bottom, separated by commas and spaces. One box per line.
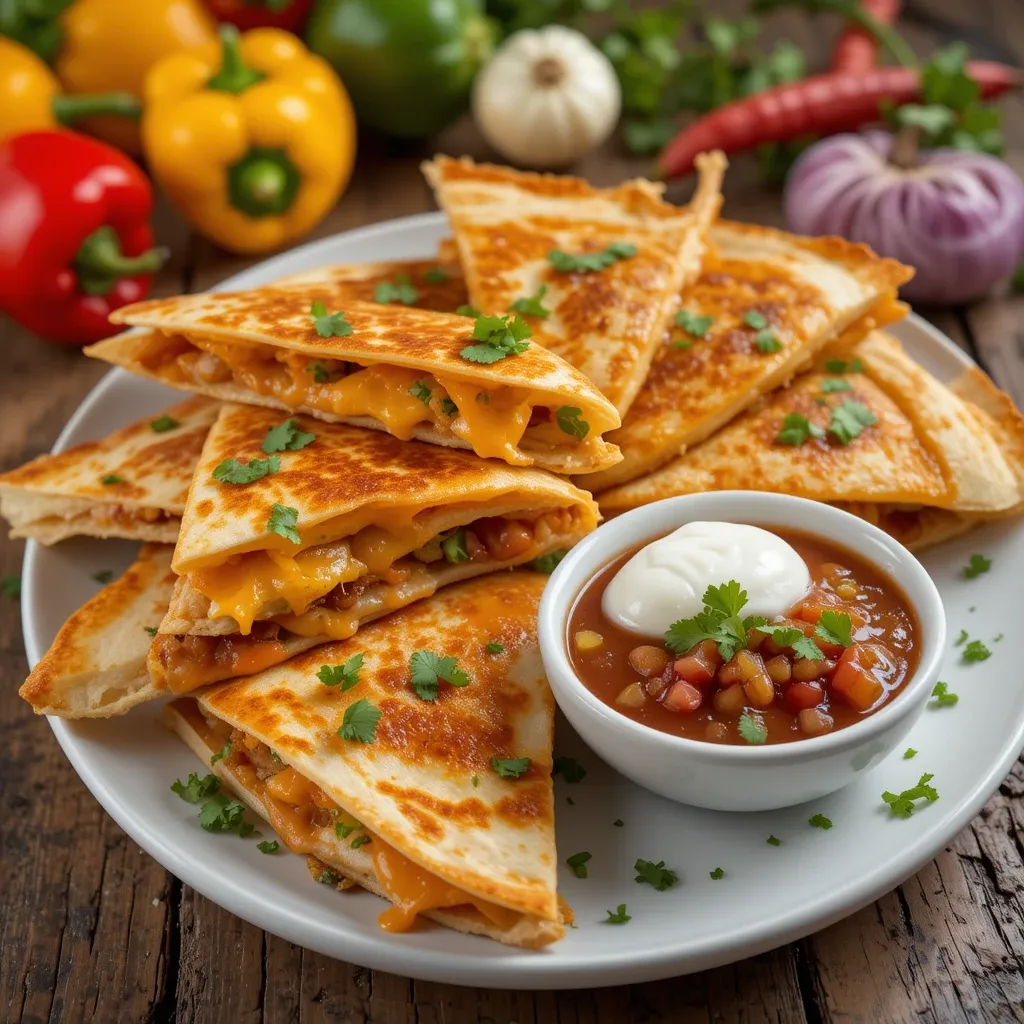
3, 2, 1023, 1021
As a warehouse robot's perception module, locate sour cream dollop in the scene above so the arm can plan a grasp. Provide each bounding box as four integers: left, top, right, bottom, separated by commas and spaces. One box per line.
602, 521, 812, 638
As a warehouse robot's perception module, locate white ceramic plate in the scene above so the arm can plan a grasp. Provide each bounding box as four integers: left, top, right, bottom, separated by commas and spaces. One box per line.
22, 213, 1024, 989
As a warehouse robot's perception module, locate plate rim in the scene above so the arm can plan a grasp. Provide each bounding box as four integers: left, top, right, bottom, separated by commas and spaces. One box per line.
20, 210, 1024, 989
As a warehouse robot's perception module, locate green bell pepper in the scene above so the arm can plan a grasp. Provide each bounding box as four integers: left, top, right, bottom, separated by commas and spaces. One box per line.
306, 0, 495, 139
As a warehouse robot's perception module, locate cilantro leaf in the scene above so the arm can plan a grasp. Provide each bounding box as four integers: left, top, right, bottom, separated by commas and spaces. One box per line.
882, 773, 939, 818
703, 580, 747, 618
335, 821, 359, 839
1, 575, 21, 599
664, 609, 722, 656
101, 474, 126, 485
92, 570, 114, 585
756, 329, 782, 353
776, 412, 826, 446
350, 833, 371, 849
671, 339, 694, 351
486, 641, 504, 655
820, 378, 853, 393
310, 300, 352, 337
318, 868, 340, 886
742, 309, 768, 330
198, 794, 252, 834
709, 867, 725, 880
491, 755, 531, 778
210, 741, 231, 765
676, 310, 714, 338
954, 628, 968, 647
556, 406, 590, 440
266, 503, 300, 544
409, 650, 470, 701
931, 681, 959, 707
808, 813, 833, 830
308, 361, 342, 383
904, 748, 917, 759
317, 653, 363, 691
460, 313, 531, 364
456, 304, 481, 318
815, 610, 854, 648
793, 635, 826, 662
963, 554, 991, 579
441, 528, 469, 564
439, 397, 458, 416
471, 775, 480, 787
509, 284, 551, 318
962, 639, 991, 663
408, 380, 433, 406
257, 840, 280, 854
766, 835, 781, 846
548, 242, 637, 273
171, 772, 221, 803
423, 267, 448, 283
144, 626, 158, 638
374, 273, 419, 305
566, 851, 591, 878
828, 401, 878, 445
338, 698, 381, 743
531, 550, 566, 574
150, 414, 179, 432
604, 903, 631, 924
553, 756, 587, 783
738, 711, 767, 745
262, 418, 315, 453
212, 455, 279, 485
634, 858, 678, 891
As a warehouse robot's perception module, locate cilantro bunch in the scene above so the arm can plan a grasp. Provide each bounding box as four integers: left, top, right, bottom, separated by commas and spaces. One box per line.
461, 313, 532, 364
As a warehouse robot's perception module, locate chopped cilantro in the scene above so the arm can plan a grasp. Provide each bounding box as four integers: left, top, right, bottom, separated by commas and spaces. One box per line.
820, 377, 853, 393
665, 580, 767, 662
266, 503, 300, 544
556, 406, 590, 440
815, 610, 854, 648
338, 698, 381, 743
318, 868, 340, 886
954, 629, 969, 647
553, 756, 587, 783
709, 867, 725, 880
335, 821, 359, 839
409, 380, 433, 406
257, 840, 280, 854
676, 310, 714, 338
423, 267, 448, 283
963, 554, 991, 579
471, 775, 480, 787
439, 397, 458, 416
92, 570, 114, 585
738, 711, 767, 745
566, 851, 591, 878
1, 575, 21, 599
262, 418, 315, 453
198, 794, 253, 835
317, 653, 363, 691
441, 528, 469, 564
963, 639, 991, 663
824, 358, 865, 374
531, 550, 566, 574
776, 412, 825, 446
808, 814, 833, 830
150, 414, 179, 432
614, 819, 624, 828
210, 741, 231, 765
548, 241, 636, 274
755, 623, 823, 661
456, 303, 481, 318
605, 903, 631, 924
350, 833, 371, 849
931, 681, 959, 707
460, 313, 531, 364
374, 273, 419, 305
634, 858, 678, 891
766, 835, 781, 846
509, 284, 551, 318
882, 773, 939, 818
793, 635, 826, 661
742, 309, 768, 330
409, 650, 470, 701
171, 772, 220, 803
755, 329, 783, 353
903, 748, 917, 759
995, 633, 1004, 642
310, 300, 352, 337
212, 455, 279, 485
486, 641, 504, 655
491, 755, 530, 778
308, 361, 341, 383
670, 339, 694, 351
828, 401, 878, 445
101, 474, 125, 485
144, 626, 158, 638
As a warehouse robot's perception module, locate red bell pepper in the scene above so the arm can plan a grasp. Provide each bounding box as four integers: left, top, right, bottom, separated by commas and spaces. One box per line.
0, 131, 167, 346
201, 0, 314, 32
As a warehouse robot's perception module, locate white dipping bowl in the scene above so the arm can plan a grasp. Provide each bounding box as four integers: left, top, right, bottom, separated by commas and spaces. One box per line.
538, 492, 946, 812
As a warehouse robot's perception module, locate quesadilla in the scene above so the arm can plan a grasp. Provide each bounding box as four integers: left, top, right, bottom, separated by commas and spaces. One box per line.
422, 151, 727, 416
600, 332, 1024, 550
20, 545, 177, 718
0, 398, 217, 544
86, 288, 622, 474
163, 572, 564, 948
577, 222, 913, 493
149, 402, 599, 694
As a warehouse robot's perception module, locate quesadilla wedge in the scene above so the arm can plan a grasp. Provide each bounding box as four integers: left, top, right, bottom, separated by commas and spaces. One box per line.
86, 288, 622, 474
577, 223, 913, 493
0, 398, 217, 544
149, 402, 598, 693
163, 572, 564, 948
422, 151, 727, 416
600, 333, 1024, 550
20, 545, 177, 718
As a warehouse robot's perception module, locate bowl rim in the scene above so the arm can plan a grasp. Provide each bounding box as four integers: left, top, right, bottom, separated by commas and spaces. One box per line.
538, 491, 947, 763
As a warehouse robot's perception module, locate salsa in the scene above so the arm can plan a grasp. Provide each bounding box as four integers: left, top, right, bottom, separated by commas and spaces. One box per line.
567, 528, 920, 745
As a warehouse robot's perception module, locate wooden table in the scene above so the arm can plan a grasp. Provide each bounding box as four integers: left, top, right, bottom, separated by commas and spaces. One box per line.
3, 2, 1024, 1020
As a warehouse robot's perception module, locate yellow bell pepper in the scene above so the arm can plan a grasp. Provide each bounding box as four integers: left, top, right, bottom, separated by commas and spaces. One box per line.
142, 26, 355, 255
55, 0, 216, 153
0, 37, 141, 146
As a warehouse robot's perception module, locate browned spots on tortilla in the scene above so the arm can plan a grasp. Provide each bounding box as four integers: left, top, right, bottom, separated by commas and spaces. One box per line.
494, 783, 553, 828
377, 781, 492, 829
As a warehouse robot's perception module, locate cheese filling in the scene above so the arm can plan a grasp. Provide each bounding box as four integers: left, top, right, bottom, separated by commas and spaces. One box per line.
195, 716, 522, 933
137, 331, 598, 465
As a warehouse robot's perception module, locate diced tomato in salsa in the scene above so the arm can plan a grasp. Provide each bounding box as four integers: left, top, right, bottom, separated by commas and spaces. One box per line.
831, 644, 887, 711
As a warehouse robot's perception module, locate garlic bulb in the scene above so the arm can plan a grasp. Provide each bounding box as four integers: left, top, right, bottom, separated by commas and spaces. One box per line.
472, 26, 621, 169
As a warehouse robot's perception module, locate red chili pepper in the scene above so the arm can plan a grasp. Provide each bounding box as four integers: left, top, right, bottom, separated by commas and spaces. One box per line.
831, 0, 902, 74
658, 61, 1020, 179
0, 131, 167, 346
202, 0, 314, 32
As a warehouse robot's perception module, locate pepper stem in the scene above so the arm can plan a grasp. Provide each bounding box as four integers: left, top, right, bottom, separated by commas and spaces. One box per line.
228, 148, 300, 217
74, 226, 168, 297
206, 25, 266, 94
52, 92, 142, 124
